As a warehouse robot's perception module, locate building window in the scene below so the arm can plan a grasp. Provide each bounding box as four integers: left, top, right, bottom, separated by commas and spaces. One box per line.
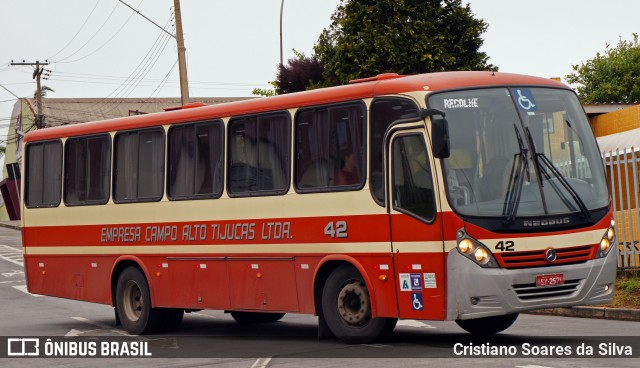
113, 129, 164, 202
64, 134, 111, 205
25, 140, 62, 208
228, 113, 290, 195
295, 102, 366, 192
168, 121, 224, 200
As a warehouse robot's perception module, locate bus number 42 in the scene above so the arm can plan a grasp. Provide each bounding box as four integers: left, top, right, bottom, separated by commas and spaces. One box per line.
495, 240, 515, 252
324, 221, 348, 238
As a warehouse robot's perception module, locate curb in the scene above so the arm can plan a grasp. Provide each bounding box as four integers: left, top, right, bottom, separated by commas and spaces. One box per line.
528, 306, 640, 322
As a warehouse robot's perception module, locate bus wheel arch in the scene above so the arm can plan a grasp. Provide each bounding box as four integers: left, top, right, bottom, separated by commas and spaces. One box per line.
314, 258, 395, 343
110, 258, 184, 334
110, 257, 152, 307
313, 256, 379, 318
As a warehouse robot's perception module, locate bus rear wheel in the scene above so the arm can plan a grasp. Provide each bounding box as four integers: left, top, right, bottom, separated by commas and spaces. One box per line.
321, 265, 397, 344
455, 313, 519, 334
116, 266, 168, 334
230, 312, 286, 324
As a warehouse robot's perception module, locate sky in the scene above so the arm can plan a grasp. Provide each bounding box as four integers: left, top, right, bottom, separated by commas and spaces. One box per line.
1, 0, 640, 132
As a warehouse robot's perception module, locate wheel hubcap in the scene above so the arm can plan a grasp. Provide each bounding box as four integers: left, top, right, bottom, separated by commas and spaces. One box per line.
337, 281, 371, 326
123, 280, 143, 322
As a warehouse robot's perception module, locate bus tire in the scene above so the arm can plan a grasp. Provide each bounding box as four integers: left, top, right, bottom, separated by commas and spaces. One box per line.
230, 312, 286, 324
115, 267, 161, 335
455, 313, 519, 334
321, 264, 397, 344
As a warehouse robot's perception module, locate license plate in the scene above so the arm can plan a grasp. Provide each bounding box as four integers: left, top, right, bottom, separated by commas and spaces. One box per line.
535, 273, 565, 287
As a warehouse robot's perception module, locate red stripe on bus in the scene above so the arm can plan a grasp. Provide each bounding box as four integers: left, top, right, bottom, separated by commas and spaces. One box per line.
23, 213, 462, 248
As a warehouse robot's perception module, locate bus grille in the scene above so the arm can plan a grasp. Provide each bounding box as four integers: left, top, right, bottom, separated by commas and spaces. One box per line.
513, 279, 581, 300
496, 245, 595, 269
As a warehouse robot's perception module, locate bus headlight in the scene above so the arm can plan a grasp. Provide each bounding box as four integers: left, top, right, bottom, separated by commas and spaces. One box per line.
607, 227, 615, 241
597, 222, 616, 258
474, 248, 490, 264
458, 239, 474, 254
456, 229, 497, 268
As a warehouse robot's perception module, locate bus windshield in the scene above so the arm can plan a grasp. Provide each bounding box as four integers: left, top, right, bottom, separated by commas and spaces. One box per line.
428, 87, 609, 219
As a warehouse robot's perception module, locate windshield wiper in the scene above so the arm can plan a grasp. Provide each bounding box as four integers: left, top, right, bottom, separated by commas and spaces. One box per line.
502, 125, 530, 223
525, 127, 590, 219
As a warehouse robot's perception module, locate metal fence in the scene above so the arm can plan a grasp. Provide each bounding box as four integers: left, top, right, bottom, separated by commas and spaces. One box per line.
602, 148, 640, 269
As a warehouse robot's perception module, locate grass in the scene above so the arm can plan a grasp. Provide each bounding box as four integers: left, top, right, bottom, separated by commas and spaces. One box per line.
611, 272, 640, 309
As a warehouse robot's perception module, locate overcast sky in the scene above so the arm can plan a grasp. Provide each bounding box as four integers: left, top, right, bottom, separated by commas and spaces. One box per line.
1, 0, 640, 127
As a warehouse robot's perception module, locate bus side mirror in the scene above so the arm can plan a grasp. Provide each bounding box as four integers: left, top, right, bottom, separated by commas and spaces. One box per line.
431, 117, 450, 158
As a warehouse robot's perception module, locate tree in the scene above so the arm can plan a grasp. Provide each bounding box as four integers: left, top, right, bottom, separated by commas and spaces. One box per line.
34, 85, 54, 99
314, 0, 496, 86
252, 81, 278, 97
566, 34, 640, 103
275, 50, 324, 94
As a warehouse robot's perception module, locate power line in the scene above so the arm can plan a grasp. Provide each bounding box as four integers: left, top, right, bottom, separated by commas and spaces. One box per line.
48, 0, 102, 60
0, 83, 20, 99
118, 0, 175, 39
55, 0, 144, 64
55, 1, 120, 62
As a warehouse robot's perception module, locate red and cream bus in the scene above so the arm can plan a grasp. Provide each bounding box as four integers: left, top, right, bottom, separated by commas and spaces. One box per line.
21, 72, 617, 343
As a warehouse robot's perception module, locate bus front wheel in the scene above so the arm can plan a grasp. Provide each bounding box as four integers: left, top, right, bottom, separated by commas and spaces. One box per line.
321, 265, 397, 344
455, 313, 519, 334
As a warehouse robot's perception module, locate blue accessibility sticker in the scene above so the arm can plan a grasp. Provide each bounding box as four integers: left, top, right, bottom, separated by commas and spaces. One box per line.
410, 274, 422, 290
514, 88, 537, 112
411, 293, 424, 311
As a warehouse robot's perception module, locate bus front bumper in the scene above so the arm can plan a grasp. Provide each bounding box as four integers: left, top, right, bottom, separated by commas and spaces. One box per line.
445, 244, 618, 321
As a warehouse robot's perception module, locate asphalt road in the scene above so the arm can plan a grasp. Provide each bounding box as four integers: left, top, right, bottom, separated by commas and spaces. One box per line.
0, 226, 639, 367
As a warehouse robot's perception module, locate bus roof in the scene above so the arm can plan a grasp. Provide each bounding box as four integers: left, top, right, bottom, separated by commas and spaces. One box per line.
24, 71, 567, 143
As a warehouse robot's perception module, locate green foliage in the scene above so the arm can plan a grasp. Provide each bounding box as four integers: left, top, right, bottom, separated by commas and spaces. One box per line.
613, 274, 640, 308
314, 0, 496, 86
566, 33, 640, 103
252, 81, 278, 97
34, 85, 54, 99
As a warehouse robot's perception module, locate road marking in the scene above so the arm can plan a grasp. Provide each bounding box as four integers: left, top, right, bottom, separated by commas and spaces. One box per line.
67, 317, 179, 350
250, 357, 272, 368
0, 244, 23, 267
2, 270, 24, 277
12, 284, 41, 296
72, 316, 114, 330
397, 319, 436, 329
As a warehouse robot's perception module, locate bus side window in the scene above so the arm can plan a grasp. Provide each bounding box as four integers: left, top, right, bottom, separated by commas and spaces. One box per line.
113, 129, 164, 203
392, 134, 436, 222
168, 120, 223, 200
370, 98, 419, 205
228, 113, 290, 196
295, 103, 366, 192
64, 134, 111, 206
25, 140, 63, 208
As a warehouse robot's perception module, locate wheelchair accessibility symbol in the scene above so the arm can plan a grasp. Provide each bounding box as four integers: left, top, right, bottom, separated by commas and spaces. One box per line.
515, 88, 537, 112
411, 293, 424, 311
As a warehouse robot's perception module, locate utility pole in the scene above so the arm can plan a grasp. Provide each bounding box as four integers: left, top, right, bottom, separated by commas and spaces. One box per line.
119, 0, 190, 105
174, 0, 190, 106
10, 60, 49, 128
280, 0, 285, 66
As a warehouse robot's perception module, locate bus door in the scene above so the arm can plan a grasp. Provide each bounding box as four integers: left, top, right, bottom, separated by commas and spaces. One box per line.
387, 126, 446, 320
